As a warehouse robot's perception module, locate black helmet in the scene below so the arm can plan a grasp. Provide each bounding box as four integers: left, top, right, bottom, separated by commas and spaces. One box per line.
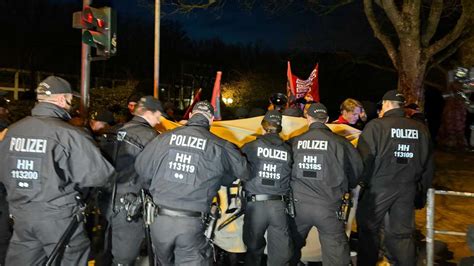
269, 93, 288, 106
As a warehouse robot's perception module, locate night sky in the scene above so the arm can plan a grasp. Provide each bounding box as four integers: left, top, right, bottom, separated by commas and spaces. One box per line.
55, 0, 380, 53
168, 1, 377, 53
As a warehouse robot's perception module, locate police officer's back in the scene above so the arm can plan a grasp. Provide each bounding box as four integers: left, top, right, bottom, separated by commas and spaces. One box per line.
104, 96, 163, 265
0, 91, 11, 265
0, 76, 115, 265
241, 110, 293, 266
289, 103, 362, 265
135, 101, 248, 266
0, 91, 9, 132
356, 90, 434, 266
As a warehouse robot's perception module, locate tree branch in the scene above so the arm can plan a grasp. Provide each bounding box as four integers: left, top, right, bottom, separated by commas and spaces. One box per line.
380, 0, 403, 34
363, 0, 399, 69
354, 58, 396, 72
405, 0, 422, 36
166, 0, 220, 13
306, 0, 354, 16
425, 0, 473, 57
434, 64, 448, 75
424, 79, 444, 90
421, 0, 443, 47
427, 33, 470, 72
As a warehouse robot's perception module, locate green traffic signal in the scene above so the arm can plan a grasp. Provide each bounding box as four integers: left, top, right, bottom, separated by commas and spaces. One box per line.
82, 30, 107, 48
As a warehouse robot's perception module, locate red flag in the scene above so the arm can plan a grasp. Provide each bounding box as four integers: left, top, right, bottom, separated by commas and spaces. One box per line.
287, 61, 297, 100
287, 62, 320, 107
211, 71, 222, 120
183, 88, 202, 120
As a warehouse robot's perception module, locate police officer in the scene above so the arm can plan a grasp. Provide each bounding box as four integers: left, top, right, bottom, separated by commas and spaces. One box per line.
0, 91, 9, 131
106, 96, 163, 265
135, 101, 248, 266
0, 91, 11, 265
90, 109, 116, 135
289, 103, 362, 265
356, 90, 434, 266
0, 76, 115, 265
241, 110, 293, 266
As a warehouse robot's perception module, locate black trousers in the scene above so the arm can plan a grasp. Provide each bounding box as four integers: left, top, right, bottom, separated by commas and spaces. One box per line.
290, 201, 350, 266
356, 183, 416, 266
150, 214, 212, 266
109, 210, 144, 265
6, 216, 90, 266
243, 200, 292, 266
0, 198, 11, 265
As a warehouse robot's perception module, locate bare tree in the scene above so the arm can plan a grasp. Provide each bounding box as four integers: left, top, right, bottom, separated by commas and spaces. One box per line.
166, 0, 473, 106
364, 0, 473, 105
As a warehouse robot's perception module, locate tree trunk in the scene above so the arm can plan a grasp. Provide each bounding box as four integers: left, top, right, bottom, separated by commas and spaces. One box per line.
397, 40, 426, 105
437, 86, 468, 149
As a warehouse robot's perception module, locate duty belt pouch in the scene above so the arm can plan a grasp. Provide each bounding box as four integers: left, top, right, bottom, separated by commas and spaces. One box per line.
204, 203, 220, 241
414, 181, 425, 209
336, 191, 352, 223
117, 192, 142, 222
285, 189, 296, 218
141, 189, 156, 225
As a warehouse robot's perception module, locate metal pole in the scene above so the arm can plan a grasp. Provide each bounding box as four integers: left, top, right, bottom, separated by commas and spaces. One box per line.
426, 188, 435, 266
434, 190, 474, 197
153, 0, 160, 99
14, 71, 19, 100
80, 0, 91, 122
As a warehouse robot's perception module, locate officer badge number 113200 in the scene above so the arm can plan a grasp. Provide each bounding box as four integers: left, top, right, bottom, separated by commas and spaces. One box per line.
9, 137, 47, 190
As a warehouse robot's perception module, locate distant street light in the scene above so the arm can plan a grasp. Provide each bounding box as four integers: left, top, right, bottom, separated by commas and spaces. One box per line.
223, 97, 233, 105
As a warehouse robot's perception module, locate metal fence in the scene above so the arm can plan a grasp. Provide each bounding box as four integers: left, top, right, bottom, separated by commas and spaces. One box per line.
0, 68, 129, 100
426, 188, 474, 265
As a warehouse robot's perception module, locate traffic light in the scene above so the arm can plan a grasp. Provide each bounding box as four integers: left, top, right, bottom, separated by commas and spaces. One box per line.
73, 6, 116, 58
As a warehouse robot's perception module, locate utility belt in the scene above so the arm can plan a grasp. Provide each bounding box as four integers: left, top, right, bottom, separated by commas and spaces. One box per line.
246, 194, 286, 202
244, 192, 296, 218
156, 205, 204, 218
156, 204, 220, 241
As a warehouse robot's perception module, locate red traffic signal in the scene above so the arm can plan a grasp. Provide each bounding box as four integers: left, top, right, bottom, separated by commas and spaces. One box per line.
82, 7, 106, 29
72, 6, 117, 58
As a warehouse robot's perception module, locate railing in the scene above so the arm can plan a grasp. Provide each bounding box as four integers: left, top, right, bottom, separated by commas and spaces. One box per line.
0, 68, 129, 100
426, 188, 474, 265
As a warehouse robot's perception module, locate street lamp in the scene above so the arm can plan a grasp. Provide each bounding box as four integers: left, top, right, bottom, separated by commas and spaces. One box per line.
222, 97, 233, 105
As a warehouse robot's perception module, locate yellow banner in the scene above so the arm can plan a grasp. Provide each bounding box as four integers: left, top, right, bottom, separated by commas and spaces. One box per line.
157, 116, 360, 147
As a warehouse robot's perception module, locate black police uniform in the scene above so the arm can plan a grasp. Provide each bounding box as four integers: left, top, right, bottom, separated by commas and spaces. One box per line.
0, 102, 115, 265
241, 132, 293, 266
289, 122, 362, 265
135, 113, 248, 266
0, 93, 9, 132
0, 95, 11, 265
0, 184, 9, 266
356, 107, 434, 266
105, 116, 158, 265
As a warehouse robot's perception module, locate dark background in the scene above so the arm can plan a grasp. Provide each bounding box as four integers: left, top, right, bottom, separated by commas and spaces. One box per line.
0, 0, 444, 127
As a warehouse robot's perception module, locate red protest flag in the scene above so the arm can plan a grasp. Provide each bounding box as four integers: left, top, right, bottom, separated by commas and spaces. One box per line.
287, 62, 320, 106
304, 64, 320, 103
183, 88, 202, 120
287, 61, 297, 101
211, 71, 222, 120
